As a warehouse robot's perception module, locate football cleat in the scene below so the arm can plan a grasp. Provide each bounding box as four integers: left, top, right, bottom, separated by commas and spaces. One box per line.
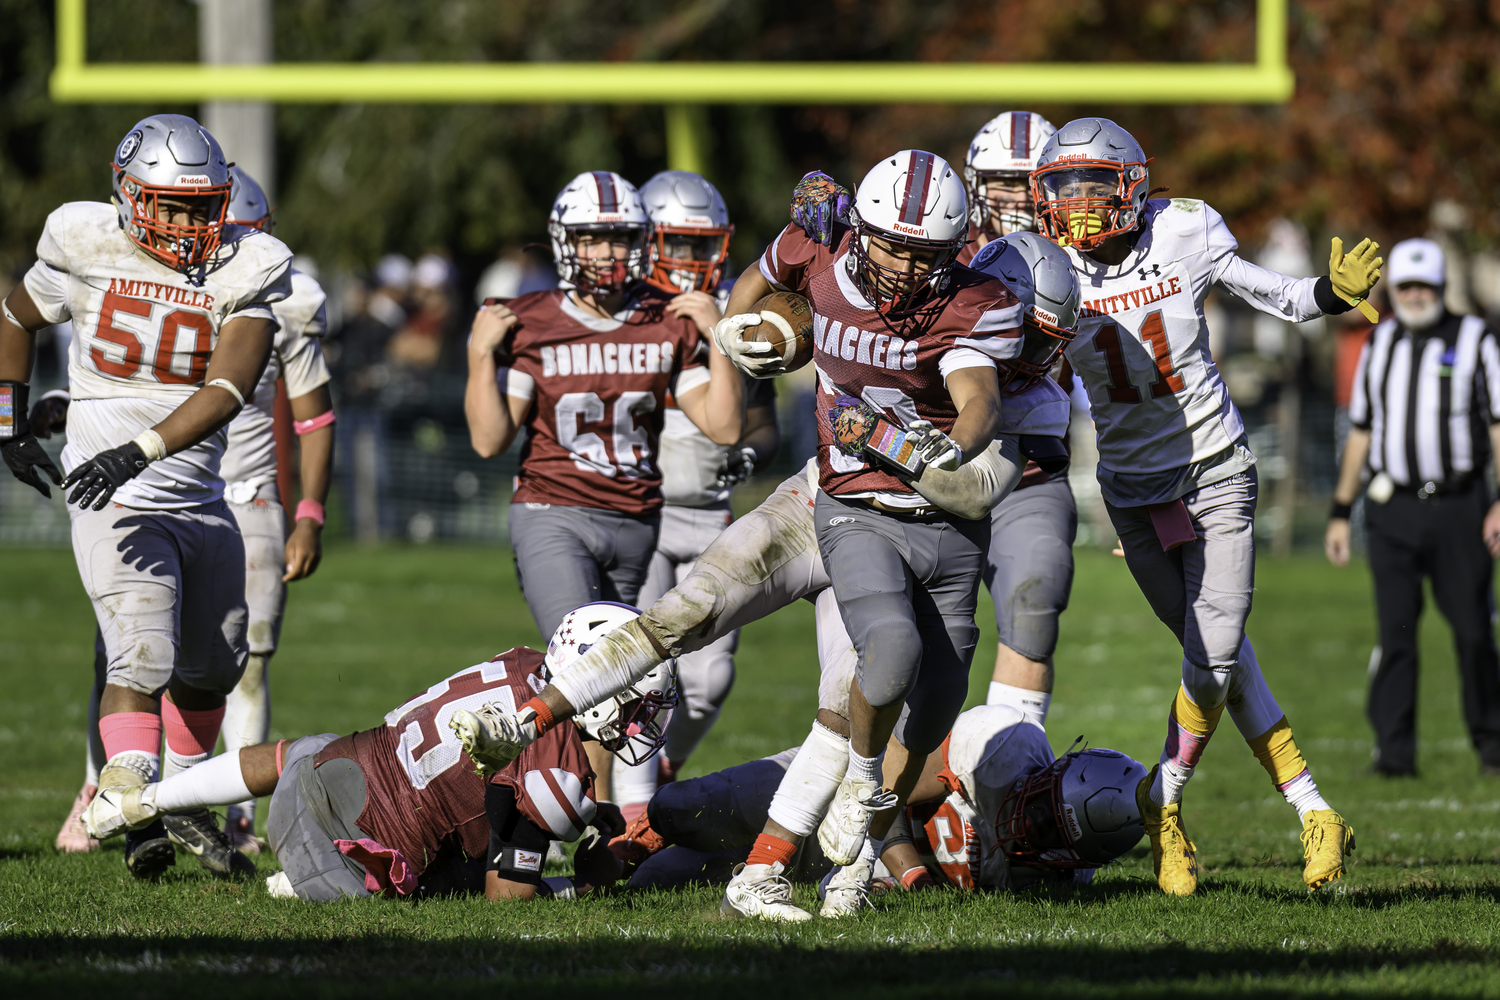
817, 778, 898, 866
722, 862, 813, 923
608, 810, 666, 874
125, 819, 176, 880
83, 782, 161, 840
448, 704, 538, 775
1300, 809, 1355, 891
164, 809, 256, 878
55, 783, 100, 853
818, 857, 875, 918
97, 751, 156, 793
225, 805, 262, 856
1136, 766, 1198, 896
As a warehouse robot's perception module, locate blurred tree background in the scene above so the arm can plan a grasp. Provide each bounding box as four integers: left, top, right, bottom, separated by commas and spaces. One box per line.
3, 0, 1498, 278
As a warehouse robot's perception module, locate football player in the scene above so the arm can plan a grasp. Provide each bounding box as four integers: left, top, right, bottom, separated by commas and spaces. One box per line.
608, 171, 781, 817
47, 166, 337, 857
1030, 117, 1380, 894
622, 703, 1145, 900
464, 171, 744, 648
83, 603, 669, 902
1, 115, 293, 879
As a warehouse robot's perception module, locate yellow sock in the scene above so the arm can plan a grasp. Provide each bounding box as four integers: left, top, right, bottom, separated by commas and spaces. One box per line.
1247, 716, 1309, 788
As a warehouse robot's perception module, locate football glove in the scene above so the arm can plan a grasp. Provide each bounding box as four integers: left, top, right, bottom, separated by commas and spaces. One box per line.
63, 442, 150, 511
711, 313, 781, 378
0, 381, 63, 499
905, 419, 961, 472
790, 170, 853, 247
1329, 237, 1383, 323
714, 445, 759, 489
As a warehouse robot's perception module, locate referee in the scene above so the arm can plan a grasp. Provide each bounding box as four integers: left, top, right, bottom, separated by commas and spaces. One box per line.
1326, 238, 1500, 777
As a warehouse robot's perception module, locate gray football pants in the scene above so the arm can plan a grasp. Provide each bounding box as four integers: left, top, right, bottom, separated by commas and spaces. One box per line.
227, 482, 288, 657
1106, 469, 1257, 695
509, 503, 661, 640
985, 478, 1077, 662
814, 490, 990, 756
266, 733, 372, 902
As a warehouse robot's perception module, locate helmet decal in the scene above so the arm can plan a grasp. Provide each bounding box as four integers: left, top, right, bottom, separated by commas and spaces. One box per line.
1010, 114, 1031, 162
591, 171, 619, 214
897, 150, 936, 228
116, 130, 143, 166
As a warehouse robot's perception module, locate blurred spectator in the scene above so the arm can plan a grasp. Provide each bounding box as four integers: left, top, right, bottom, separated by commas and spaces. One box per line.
388, 253, 455, 370
474, 249, 558, 304
1326, 239, 1500, 778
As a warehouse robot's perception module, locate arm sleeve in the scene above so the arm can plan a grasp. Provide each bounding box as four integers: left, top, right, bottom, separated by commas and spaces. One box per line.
484, 783, 554, 886
1203, 204, 1330, 322
279, 335, 332, 400
1347, 340, 1374, 430
22, 211, 74, 325
1478, 328, 1500, 426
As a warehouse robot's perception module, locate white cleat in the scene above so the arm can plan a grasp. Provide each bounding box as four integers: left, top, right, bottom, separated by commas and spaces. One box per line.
55, 783, 100, 854
448, 704, 539, 775
266, 871, 297, 898
83, 783, 160, 841
817, 778, 898, 866
721, 862, 813, 923
818, 857, 875, 918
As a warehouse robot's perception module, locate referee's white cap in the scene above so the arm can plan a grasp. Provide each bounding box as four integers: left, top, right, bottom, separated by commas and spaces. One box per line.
1387, 238, 1446, 287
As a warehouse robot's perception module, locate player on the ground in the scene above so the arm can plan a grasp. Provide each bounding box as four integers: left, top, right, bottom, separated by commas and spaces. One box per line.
607, 171, 781, 817
1, 114, 292, 879
464, 171, 743, 648
46, 166, 337, 857
621, 703, 1145, 899
1030, 117, 1380, 894
83, 603, 670, 902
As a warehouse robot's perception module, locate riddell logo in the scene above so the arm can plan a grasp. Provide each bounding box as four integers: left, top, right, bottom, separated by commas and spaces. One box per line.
176, 175, 213, 186
1029, 305, 1060, 325
891, 222, 926, 236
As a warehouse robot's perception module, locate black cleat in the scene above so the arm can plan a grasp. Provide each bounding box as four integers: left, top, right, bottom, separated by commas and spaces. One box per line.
163, 809, 255, 878
124, 818, 176, 880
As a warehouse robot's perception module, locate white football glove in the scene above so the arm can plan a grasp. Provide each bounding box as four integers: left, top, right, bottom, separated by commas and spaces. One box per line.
712, 313, 782, 378
906, 419, 961, 472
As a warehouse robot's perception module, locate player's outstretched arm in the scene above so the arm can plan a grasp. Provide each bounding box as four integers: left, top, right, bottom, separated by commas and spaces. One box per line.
284, 383, 334, 581
675, 340, 744, 446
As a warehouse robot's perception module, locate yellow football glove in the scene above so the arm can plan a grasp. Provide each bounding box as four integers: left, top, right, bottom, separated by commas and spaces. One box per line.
1329, 237, 1383, 323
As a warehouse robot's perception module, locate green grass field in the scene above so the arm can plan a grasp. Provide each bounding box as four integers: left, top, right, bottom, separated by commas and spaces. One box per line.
3, 543, 1500, 997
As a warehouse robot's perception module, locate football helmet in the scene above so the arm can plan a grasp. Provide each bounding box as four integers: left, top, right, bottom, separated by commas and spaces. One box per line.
969, 231, 1080, 392
547, 171, 650, 295
995, 746, 1147, 870
846, 150, 968, 316
544, 602, 677, 767
1031, 118, 1151, 252
226, 165, 272, 232
641, 170, 734, 294
110, 114, 232, 274
963, 111, 1057, 235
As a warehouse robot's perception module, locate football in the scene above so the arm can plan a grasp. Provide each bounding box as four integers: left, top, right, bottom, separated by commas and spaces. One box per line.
746, 290, 815, 374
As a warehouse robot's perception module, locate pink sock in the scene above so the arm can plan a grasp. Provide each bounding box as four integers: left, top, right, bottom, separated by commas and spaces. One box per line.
162, 699, 225, 757
99, 712, 162, 759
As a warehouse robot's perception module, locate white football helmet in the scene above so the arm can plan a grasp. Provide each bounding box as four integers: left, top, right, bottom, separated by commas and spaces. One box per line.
226, 165, 272, 232
996, 746, 1147, 870
846, 149, 968, 315
1031, 118, 1151, 252
110, 114, 231, 276
544, 602, 677, 766
641, 170, 734, 294
963, 111, 1057, 235
969, 231, 1080, 392
547, 171, 650, 295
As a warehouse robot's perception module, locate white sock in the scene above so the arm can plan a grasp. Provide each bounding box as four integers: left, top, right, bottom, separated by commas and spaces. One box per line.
1150, 755, 1193, 807
1280, 771, 1330, 821
848, 747, 884, 785
154, 750, 254, 813
162, 747, 209, 781
767, 722, 850, 838
613, 750, 659, 807
859, 833, 883, 865
987, 682, 1051, 725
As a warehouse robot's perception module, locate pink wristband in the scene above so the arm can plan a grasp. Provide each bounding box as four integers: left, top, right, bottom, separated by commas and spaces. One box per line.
293, 409, 336, 435
295, 499, 326, 525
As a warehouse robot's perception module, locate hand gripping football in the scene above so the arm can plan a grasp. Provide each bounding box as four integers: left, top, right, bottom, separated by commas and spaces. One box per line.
746, 291, 815, 374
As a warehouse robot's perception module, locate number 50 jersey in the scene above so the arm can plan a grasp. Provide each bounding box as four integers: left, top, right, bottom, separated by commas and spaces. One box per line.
1062, 198, 1332, 507
23, 201, 293, 509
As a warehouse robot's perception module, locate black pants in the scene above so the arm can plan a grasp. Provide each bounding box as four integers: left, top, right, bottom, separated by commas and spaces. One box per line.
1365, 482, 1500, 772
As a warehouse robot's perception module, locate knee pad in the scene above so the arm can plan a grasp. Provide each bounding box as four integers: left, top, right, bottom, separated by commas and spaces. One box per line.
894, 669, 971, 756
855, 618, 923, 708
1181, 658, 1233, 714
644, 569, 726, 651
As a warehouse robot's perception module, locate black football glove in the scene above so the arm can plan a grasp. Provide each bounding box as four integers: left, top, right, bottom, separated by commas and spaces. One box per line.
790, 170, 852, 247
0, 380, 63, 499
713, 445, 759, 490
63, 441, 149, 511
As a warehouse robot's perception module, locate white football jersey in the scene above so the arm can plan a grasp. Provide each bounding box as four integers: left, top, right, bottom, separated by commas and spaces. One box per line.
24, 201, 293, 509
220, 269, 332, 500
1061, 199, 1328, 506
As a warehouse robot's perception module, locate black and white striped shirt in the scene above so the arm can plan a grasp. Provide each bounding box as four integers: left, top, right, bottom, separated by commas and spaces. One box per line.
1349, 312, 1500, 487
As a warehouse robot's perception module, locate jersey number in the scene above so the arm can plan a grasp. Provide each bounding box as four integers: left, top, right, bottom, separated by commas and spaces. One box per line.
387, 663, 519, 789
1091, 310, 1183, 403
556, 390, 656, 479
91, 291, 213, 385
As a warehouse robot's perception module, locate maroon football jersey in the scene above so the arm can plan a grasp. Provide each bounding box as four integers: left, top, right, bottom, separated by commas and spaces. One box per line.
313, 647, 597, 876
501, 288, 707, 515
759, 223, 1023, 499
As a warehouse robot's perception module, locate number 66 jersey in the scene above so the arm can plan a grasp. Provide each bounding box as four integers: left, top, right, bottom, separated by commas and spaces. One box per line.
22, 201, 293, 509
1061, 198, 1334, 507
